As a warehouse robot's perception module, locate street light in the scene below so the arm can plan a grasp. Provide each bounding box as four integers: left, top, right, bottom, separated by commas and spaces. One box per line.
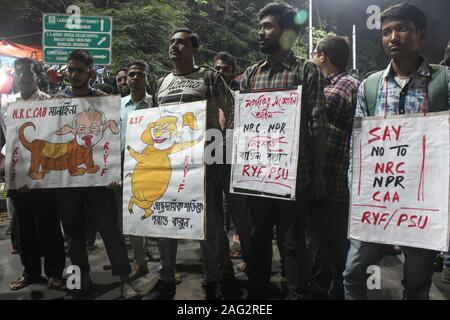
309, 0, 313, 59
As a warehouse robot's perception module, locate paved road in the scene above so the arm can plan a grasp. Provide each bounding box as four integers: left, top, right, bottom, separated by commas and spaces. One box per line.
0, 216, 449, 300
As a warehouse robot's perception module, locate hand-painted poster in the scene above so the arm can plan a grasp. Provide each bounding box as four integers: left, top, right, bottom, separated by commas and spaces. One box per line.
230, 88, 302, 200
123, 101, 206, 240
5, 96, 121, 189
350, 112, 450, 251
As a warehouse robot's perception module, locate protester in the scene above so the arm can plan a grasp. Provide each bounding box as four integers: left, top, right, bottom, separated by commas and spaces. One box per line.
343, 3, 450, 300
116, 68, 130, 97
213, 51, 251, 280
2, 58, 66, 291
239, 2, 328, 300
141, 28, 233, 300
120, 60, 153, 281
310, 36, 359, 299
54, 49, 138, 300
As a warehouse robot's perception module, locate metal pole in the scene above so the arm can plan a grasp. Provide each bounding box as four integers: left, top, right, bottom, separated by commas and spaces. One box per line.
309, 0, 313, 59
352, 25, 357, 70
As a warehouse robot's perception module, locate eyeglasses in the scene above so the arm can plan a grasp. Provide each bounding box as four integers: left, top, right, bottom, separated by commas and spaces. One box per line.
128, 71, 146, 78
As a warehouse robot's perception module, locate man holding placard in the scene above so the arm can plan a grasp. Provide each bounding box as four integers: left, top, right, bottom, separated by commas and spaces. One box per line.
54, 50, 137, 300
141, 28, 233, 300
238, 2, 327, 299
344, 3, 450, 300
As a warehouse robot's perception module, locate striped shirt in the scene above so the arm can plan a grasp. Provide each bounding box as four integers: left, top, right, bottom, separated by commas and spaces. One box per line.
240, 50, 328, 193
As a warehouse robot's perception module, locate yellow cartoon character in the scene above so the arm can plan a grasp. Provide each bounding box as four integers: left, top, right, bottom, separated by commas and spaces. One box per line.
127, 111, 202, 220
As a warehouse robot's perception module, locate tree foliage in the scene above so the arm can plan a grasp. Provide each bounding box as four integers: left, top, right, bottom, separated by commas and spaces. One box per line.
292, 27, 337, 59
4, 0, 443, 77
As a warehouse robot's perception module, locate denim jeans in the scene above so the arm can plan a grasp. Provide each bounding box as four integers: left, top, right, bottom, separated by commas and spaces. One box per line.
343, 239, 437, 300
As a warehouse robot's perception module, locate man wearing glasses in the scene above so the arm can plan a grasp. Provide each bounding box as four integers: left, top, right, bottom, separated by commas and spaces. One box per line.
55, 50, 138, 300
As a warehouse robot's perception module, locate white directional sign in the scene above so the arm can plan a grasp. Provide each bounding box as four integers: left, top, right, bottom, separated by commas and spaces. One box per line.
43, 13, 112, 65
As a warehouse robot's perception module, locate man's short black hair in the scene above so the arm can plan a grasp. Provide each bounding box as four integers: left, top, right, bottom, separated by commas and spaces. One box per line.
14, 57, 40, 75
68, 49, 94, 69
381, 3, 427, 31
173, 28, 200, 48
14, 58, 47, 91
213, 52, 236, 73
259, 2, 301, 34
316, 36, 350, 70
126, 60, 149, 73
441, 43, 450, 66
116, 68, 128, 76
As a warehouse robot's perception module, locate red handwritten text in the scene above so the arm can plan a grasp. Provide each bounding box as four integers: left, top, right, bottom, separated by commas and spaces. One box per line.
368, 125, 402, 144
12, 107, 47, 120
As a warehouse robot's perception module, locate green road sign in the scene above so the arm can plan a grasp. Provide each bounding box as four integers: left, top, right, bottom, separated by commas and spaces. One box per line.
43, 14, 112, 65
44, 48, 110, 65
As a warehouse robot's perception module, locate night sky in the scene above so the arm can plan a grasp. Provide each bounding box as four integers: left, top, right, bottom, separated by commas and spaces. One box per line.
1, 0, 449, 69
315, 0, 450, 67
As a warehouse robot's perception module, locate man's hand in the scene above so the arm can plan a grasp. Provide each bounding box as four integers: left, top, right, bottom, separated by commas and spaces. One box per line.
107, 181, 122, 190
17, 185, 31, 193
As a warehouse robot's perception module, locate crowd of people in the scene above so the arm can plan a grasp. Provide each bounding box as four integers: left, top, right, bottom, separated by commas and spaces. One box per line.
0, 1, 449, 300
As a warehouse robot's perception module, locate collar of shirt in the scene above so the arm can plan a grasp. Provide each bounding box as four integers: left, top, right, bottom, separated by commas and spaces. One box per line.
382, 55, 432, 81
258, 50, 297, 71
326, 71, 348, 86
123, 92, 152, 108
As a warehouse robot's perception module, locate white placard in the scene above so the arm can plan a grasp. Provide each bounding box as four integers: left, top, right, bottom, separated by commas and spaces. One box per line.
5, 96, 121, 189
230, 88, 302, 200
350, 113, 450, 251
123, 101, 206, 240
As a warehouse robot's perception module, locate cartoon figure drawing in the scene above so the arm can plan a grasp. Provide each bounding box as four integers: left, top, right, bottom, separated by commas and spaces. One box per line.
19, 109, 119, 179
127, 111, 202, 220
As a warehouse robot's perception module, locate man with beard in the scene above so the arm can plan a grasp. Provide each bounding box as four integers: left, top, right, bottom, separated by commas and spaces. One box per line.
55, 50, 138, 300
239, 2, 328, 300
142, 28, 233, 300
3, 58, 66, 291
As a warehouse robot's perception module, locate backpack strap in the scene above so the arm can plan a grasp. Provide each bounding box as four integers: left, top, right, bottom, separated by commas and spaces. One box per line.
153, 71, 172, 108
203, 68, 215, 101
428, 64, 448, 112
364, 71, 384, 116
